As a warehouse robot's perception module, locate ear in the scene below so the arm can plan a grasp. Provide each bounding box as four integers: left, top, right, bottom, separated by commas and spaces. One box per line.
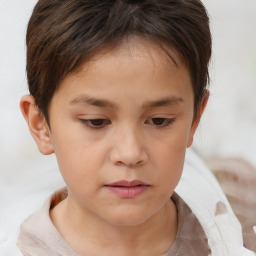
187, 90, 209, 148
20, 95, 54, 155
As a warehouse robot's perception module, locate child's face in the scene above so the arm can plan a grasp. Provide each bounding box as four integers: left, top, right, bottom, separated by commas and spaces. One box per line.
45, 39, 200, 226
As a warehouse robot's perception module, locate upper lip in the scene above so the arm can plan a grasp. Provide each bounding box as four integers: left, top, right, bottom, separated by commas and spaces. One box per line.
106, 180, 149, 187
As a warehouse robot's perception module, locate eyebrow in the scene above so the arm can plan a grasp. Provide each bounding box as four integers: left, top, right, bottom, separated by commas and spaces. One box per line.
69, 95, 184, 109
70, 96, 117, 109
142, 96, 184, 109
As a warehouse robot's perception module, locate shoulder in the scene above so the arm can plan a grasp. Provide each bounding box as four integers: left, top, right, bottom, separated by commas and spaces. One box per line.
175, 149, 255, 256
166, 192, 211, 256
17, 188, 80, 256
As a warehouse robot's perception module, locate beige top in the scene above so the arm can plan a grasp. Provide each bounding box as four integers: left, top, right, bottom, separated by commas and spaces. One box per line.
17, 188, 210, 256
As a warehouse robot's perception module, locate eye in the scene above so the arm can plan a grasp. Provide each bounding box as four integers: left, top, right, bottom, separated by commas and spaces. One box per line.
146, 118, 175, 127
80, 119, 111, 129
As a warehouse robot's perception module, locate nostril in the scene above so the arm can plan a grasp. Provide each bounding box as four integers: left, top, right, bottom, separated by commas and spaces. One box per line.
135, 160, 145, 167
215, 201, 227, 216
115, 161, 125, 166
113, 160, 145, 168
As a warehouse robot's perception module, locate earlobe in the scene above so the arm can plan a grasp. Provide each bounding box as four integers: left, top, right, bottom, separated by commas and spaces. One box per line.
187, 90, 209, 148
20, 95, 54, 155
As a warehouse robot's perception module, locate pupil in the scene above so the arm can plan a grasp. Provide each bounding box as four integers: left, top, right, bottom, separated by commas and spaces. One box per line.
153, 118, 165, 125
91, 119, 104, 126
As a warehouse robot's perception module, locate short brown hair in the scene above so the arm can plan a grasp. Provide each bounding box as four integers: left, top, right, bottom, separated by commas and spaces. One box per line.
26, 0, 211, 122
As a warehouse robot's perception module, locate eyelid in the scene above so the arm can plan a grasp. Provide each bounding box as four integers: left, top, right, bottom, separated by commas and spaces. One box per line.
145, 117, 176, 128
79, 118, 111, 130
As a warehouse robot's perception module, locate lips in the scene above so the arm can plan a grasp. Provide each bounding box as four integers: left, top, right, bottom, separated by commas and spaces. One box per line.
107, 180, 148, 187
105, 180, 150, 198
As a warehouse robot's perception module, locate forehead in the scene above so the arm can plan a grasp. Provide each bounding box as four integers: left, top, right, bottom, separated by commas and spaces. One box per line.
72, 37, 184, 76
52, 38, 193, 109
71, 40, 182, 79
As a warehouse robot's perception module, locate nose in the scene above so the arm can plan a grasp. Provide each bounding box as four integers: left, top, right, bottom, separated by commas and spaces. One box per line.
109, 125, 148, 168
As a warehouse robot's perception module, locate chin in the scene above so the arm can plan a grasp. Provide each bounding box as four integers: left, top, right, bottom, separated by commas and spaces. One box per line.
104, 208, 152, 227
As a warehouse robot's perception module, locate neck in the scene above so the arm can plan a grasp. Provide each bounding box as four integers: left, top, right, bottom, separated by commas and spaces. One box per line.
50, 194, 178, 256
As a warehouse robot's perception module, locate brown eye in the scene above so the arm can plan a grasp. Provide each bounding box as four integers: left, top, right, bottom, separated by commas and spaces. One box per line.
90, 119, 106, 126
80, 119, 111, 129
146, 118, 175, 127
151, 118, 166, 126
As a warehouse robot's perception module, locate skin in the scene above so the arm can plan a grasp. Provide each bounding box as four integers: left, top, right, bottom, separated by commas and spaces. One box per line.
20, 39, 208, 256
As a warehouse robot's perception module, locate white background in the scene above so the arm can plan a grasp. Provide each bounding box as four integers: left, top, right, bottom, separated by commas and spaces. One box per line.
0, 0, 256, 239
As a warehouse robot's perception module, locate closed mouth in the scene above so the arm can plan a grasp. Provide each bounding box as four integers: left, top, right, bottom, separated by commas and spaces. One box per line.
106, 180, 149, 187
105, 180, 150, 198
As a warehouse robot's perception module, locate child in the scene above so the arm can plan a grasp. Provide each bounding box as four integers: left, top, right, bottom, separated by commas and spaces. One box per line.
17, 0, 254, 255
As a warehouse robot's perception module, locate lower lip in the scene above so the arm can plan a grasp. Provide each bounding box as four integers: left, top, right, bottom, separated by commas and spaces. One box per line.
105, 185, 149, 199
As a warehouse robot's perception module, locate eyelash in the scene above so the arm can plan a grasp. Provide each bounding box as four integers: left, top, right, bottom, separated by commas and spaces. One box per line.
145, 118, 175, 128
80, 119, 111, 130
79, 117, 175, 130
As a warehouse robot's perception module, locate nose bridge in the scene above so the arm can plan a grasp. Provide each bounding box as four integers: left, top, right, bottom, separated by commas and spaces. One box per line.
110, 122, 147, 167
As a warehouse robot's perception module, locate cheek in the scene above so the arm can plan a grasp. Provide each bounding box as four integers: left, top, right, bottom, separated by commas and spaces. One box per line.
150, 128, 189, 185
152, 128, 189, 164
158, 151, 185, 188
51, 132, 103, 188
50, 120, 98, 163
55, 147, 101, 203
